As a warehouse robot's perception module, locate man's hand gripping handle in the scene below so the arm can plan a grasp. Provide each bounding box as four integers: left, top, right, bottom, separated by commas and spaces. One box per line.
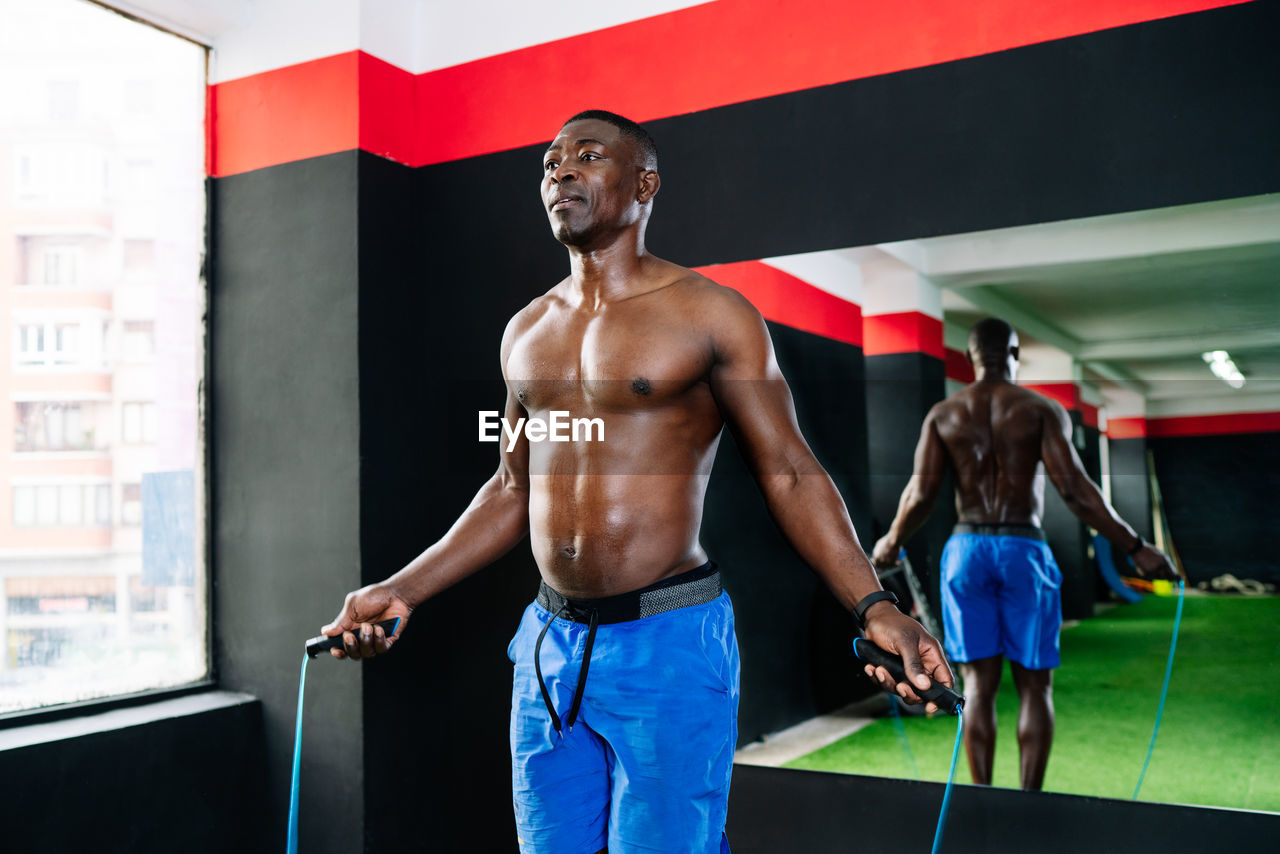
853, 637, 965, 715
306, 618, 401, 658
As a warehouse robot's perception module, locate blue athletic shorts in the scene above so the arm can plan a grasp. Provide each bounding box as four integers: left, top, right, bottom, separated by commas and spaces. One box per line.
507, 582, 739, 854
940, 529, 1062, 670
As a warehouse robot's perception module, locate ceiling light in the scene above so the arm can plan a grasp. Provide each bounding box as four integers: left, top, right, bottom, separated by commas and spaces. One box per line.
1202, 350, 1246, 389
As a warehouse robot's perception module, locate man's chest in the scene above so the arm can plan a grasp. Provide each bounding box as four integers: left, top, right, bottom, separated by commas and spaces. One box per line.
507, 307, 712, 411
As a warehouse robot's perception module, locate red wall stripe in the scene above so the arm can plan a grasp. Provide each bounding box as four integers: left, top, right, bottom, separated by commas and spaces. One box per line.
945, 347, 975, 383
1024, 382, 1082, 410
694, 261, 863, 347
863, 312, 944, 359
1109, 411, 1280, 439
1080, 401, 1100, 430
208, 0, 1248, 176
359, 53, 419, 165
210, 52, 361, 178
1107, 417, 1148, 439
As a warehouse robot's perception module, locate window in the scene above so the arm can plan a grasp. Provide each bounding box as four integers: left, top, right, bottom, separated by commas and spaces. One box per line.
12, 484, 110, 527
53, 323, 80, 362
44, 244, 80, 285
13, 320, 85, 367
17, 324, 45, 362
14, 401, 104, 452
121, 401, 157, 444
0, 0, 208, 714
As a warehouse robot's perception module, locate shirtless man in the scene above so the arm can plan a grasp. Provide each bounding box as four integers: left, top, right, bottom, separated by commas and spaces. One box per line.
320, 110, 952, 853
871, 317, 1176, 791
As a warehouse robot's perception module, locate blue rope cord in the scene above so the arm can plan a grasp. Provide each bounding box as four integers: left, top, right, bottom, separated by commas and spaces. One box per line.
886, 692, 921, 779
1133, 579, 1185, 800
287, 653, 309, 854
931, 707, 964, 854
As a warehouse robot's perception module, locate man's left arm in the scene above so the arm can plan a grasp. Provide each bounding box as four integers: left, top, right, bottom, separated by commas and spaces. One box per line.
705, 286, 954, 708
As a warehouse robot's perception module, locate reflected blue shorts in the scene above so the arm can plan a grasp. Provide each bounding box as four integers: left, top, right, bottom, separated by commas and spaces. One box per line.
940, 528, 1062, 670
507, 581, 739, 854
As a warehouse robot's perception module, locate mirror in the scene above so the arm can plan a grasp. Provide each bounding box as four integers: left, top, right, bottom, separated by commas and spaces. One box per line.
730, 193, 1280, 812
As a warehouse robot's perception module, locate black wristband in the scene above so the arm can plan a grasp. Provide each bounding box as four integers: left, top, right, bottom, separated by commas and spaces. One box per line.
1127, 536, 1145, 556
853, 590, 899, 629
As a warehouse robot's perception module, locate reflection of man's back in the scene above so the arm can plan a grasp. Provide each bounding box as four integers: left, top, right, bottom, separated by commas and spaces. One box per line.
934, 383, 1053, 523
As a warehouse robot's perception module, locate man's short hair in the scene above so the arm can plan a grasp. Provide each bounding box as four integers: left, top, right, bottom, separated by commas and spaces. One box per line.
969, 317, 1017, 362
564, 109, 658, 170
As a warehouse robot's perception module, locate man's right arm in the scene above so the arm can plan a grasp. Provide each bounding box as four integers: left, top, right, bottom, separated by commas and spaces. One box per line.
1040, 401, 1177, 580
322, 326, 533, 659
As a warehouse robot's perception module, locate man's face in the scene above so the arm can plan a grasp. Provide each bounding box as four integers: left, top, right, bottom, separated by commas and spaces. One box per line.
541, 119, 650, 246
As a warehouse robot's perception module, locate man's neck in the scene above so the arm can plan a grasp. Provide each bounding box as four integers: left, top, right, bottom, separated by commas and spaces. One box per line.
566, 233, 649, 308
973, 363, 1015, 383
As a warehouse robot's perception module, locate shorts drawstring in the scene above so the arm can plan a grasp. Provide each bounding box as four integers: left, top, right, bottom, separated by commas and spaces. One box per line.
534, 603, 599, 734
565, 608, 598, 732
531, 562, 720, 735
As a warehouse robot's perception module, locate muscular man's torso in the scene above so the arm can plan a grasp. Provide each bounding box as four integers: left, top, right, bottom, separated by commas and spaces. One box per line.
930, 381, 1057, 527
505, 265, 724, 598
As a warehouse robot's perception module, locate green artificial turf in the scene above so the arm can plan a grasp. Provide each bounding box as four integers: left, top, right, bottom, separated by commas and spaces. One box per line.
784, 594, 1280, 811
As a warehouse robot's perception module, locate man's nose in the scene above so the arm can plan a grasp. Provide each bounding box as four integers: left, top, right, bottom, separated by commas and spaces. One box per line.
550, 162, 578, 183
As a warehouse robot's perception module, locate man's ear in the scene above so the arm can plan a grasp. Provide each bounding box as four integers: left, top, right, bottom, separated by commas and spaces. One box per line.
1010, 345, 1020, 361
638, 169, 660, 204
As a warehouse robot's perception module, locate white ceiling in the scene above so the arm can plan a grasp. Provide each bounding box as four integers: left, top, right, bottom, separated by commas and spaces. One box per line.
103, 0, 712, 81
874, 194, 1280, 417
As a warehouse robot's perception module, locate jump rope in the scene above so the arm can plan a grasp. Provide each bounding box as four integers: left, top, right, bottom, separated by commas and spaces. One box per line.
286, 618, 400, 854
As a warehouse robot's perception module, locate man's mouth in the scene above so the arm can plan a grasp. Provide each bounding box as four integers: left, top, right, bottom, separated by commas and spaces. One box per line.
550, 195, 583, 212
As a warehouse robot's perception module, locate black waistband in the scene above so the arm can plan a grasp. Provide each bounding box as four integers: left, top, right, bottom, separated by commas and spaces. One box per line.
953, 523, 1046, 542
536, 561, 722, 625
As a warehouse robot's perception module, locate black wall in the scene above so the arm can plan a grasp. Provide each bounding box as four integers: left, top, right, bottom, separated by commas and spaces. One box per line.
1105, 435, 1156, 596
865, 352, 954, 627
1040, 410, 1097, 620
211, 153, 366, 853
1150, 432, 1280, 586
1, 697, 268, 853
1108, 437, 1154, 545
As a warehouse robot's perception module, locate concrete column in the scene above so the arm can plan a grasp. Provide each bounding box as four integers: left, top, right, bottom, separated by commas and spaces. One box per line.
859, 251, 951, 625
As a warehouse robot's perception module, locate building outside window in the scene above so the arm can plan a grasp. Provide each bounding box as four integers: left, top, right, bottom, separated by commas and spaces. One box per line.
121, 400, 157, 444
0, 0, 207, 713
43, 244, 80, 286
120, 319, 154, 357
14, 401, 107, 452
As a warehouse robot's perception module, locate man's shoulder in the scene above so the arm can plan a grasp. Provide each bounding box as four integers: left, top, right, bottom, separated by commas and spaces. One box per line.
500, 286, 567, 356
933, 382, 1054, 420
661, 266, 761, 321
507, 283, 568, 331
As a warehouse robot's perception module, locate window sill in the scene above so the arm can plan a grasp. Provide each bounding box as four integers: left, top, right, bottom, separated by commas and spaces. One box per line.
0, 687, 257, 750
